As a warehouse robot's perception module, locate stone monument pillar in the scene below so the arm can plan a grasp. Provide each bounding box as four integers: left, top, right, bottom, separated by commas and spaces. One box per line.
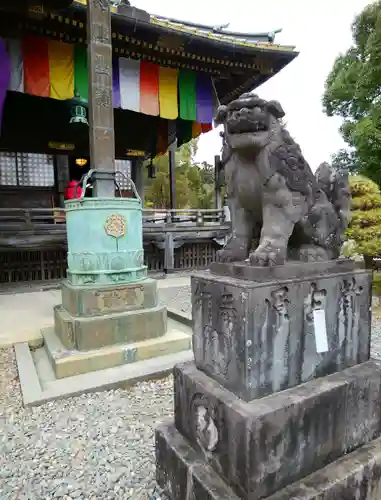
155, 94, 381, 498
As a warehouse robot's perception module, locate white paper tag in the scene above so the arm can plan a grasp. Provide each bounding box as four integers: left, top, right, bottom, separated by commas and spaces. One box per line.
313, 309, 329, 353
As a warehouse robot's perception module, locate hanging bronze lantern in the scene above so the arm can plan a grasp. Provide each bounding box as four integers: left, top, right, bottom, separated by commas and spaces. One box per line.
69, 104, 88, 126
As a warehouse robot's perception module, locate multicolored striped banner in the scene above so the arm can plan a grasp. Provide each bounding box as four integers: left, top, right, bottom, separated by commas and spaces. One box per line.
3, 36, 215, 131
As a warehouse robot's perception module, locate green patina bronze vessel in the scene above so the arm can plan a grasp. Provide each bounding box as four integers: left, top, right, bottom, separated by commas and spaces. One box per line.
65, 171, 146, 286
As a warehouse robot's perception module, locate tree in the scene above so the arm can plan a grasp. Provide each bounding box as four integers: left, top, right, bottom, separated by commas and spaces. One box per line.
144, 139, 217, 209
331, 148, 361, 174
323, 1, 381, 184
346, 175, 381, 265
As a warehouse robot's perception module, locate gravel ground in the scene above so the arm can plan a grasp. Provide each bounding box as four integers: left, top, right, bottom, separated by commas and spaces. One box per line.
0, 285, 192, 500
1, 284, 381, 500
0, 347, 171, 500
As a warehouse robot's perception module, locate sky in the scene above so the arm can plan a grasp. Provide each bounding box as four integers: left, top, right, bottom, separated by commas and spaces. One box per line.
136, 0, 372, 170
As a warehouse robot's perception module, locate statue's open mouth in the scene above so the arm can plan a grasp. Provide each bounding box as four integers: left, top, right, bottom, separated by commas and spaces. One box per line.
227, 119, 268, 135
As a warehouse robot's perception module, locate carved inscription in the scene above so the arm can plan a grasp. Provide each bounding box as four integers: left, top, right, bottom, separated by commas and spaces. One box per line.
340, 277, 364, 361
95, 87, 112, 108
302, 283, 329, 381
203, 290, 236, 377
92, 0, 108, 11
97, 286, 144, 310
304, 283, 327, 323
95, 54, 111, 75
264, 286, 290, 392
92, 23, 110, 44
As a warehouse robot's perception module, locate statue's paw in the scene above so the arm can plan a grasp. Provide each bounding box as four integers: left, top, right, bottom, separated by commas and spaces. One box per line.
217, 247, 248, 263
249, 246, 286, 267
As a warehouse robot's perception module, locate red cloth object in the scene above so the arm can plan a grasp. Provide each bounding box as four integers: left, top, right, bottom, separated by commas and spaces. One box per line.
64, 181, 82, 200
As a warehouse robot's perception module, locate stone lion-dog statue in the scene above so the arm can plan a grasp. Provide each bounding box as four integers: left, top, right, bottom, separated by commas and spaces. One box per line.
215, 93, 351, 266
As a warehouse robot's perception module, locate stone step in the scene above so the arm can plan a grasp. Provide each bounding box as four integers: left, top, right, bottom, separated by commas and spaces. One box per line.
43, 325, 191, 378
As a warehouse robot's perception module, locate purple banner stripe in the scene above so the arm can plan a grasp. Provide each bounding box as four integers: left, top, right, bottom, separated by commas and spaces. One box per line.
196, 73, 213, 124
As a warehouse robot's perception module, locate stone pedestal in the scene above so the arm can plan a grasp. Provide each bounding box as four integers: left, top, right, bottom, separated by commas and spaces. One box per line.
44, 277, 190, 379
155, 260, 381, 499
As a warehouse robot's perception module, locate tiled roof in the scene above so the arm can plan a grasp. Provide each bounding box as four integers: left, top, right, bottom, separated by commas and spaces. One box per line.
150, 15, 296, 53
72, 1, 295, 54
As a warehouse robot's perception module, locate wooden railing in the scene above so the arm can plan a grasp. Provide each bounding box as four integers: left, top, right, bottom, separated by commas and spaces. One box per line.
0, 207, 227, 229
0, 207, 231, 282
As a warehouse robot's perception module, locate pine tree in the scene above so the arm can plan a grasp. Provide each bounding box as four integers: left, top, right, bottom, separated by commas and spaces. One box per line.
346, 175, 381, 266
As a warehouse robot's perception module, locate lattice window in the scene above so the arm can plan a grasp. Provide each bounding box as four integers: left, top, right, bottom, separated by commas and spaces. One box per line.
0, 152, 55, 187
0, 152, 17, 186
115, 159, 132, 190
17, 153, 55, 187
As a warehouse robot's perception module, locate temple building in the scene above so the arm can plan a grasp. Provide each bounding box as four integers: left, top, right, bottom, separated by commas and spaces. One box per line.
0, 0, 298, 281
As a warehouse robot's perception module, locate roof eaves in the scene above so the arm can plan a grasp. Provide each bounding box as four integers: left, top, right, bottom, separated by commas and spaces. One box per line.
150, 16, 296, 53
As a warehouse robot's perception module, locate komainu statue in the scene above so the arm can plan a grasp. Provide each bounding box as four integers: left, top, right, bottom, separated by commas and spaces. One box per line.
215, 93, 351, 266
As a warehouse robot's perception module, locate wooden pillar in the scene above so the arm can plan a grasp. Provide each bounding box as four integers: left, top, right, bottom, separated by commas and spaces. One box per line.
168, 141, 176, 211
131, 158, 144, 206
87, 0, 115, 197
55, 154, 70, 207
214, 154, 222, 210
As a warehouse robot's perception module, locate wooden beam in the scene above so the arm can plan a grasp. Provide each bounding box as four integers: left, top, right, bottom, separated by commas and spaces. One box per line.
168, 142, 176, 211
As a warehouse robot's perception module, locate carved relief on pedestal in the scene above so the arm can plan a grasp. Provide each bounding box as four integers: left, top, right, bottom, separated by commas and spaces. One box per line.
304, 284, 327, 324
339, 277, 364, 361
303, 283, 328, 381
68, 250, 144, 273
264, 286, 290, 392
190, 393, 219, 453
341, 277, 363, 309
204, 291, 236, 378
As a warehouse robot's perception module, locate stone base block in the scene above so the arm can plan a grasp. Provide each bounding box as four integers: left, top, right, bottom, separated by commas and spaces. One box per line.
172, 360, 381, 499
191, 260, 371, 400
54, 303, 167, 350
43, 326, 191, 378
61, 278, 158, 317
156, 422, 381, 500
209, 258, 360, 282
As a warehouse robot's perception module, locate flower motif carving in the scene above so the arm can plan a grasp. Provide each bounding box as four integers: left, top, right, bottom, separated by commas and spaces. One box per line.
104, 213, 126, 238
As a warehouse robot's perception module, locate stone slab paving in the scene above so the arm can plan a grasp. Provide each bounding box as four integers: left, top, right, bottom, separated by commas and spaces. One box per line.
1, 278, 381, 500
